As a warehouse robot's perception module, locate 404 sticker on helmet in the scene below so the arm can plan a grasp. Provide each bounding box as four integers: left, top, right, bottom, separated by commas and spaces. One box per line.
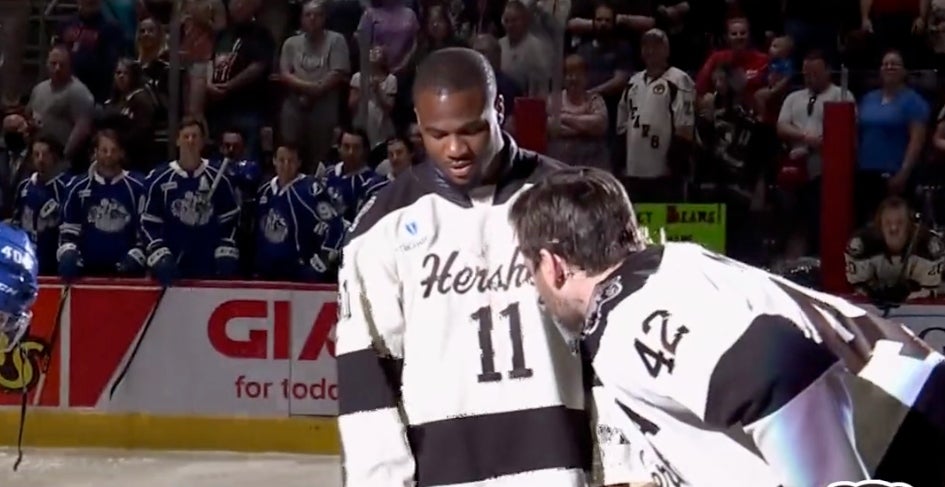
0, 336, 48, 393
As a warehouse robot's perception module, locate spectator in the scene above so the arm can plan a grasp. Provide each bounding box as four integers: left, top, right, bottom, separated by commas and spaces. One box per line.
101, 59, 158, 172
55, 0, 126, 103
856, 49, 930, 225
695, 17, 769, 99
567, 0, 657, 41
206, 0, 275, 159
356, 0, 420, 79
499, 0, 553, 94
406, 120, 425, 160
777, 50, 855, 255
255, 143, 344, 282
181, 0, 227, 119
754, 34, 793, 123
27, 45, 95, 167
418, 5, 467, 60
0, 114, 32, 217
140, 117, 241, 284
574, 2, 633, 127
136, 18, 171, 125
0, 0, 29, 106
57, 129, 147, 280
846, 196, 944, 302
861, 0, 930, 67
547, 54, 609, 170
322, 127, 388, 228
276, 0, 350, 171
456, 0, 506, 39
617, 28, 694, 202
12, 137, 72, 276
471, 33, 522, 130
375, 134, 415, 179
350, 46, 398, 158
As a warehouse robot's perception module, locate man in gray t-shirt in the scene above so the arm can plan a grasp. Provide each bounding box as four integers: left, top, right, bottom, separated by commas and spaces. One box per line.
27, 45, 94, 165
276, 0, 350, 170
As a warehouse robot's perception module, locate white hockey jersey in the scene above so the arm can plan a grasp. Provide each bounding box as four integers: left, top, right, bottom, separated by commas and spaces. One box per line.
582, 243, 945, 487
335, 135, 634, 487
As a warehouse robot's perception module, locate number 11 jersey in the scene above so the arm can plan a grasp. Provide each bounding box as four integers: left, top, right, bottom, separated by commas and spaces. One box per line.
335, 137, 608, 487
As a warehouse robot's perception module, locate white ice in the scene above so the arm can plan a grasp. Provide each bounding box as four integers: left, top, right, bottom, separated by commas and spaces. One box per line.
0, 447, 342, 487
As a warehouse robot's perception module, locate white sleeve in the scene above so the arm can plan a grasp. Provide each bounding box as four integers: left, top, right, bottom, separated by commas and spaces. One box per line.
744, 370, 868, 487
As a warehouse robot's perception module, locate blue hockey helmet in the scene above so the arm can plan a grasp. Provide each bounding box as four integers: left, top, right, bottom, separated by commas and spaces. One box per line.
0, 224, 39, 353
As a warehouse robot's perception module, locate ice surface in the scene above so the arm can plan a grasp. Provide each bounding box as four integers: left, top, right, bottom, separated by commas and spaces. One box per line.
0, 448, 342, 487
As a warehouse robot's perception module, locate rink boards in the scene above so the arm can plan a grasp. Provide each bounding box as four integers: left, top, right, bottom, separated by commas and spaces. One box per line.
1, 278, 945, 454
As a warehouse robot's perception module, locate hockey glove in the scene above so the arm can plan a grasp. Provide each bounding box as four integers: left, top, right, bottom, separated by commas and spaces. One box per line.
215, 246, 240, 278
57, 244, 83, 283
116, 248, 147, 276
148, 247, 178, 288
297, 254, 330, 282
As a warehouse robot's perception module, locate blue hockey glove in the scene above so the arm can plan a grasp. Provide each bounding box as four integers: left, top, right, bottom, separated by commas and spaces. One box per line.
215, 246, 240, 278
148, 247, 177, 287
116, 248, 146, 276
57, 244, 83, 283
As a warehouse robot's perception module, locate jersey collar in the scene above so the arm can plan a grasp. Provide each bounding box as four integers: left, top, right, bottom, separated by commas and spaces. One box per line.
268, 174, 305, 195
89, 162, 128, 184
170, 158, 209, 178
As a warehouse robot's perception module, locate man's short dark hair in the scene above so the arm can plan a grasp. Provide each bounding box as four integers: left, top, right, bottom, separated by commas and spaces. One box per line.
32, 135, 63, 158
386, 134, 414, 153
509, 167, 644, 275
179, 115, 206, 135
412, 47, 497, 102
803, 49, 828, 66
339, 126, 369, 148
221, 126, 245, 140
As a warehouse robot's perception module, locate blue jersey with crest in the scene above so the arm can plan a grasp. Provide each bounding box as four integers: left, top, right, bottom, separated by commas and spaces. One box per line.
211, 157, 262, 204
12, 172, 73, 275
59, 166, 146, 274
322, 163, 388, 227
255, 175, 345, 281
141, 160, 240, 279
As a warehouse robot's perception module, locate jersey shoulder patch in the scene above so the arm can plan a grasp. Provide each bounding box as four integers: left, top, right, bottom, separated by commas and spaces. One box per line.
343, 165, 432, 244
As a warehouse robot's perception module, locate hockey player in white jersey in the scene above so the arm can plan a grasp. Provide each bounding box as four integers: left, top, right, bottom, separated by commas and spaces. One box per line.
508, 167, 945, 487
335, 48, 636, 487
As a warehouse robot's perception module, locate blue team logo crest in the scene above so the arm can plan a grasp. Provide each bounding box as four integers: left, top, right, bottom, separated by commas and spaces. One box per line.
88, 198, 132, 233
262, 209, 289, 244
170, 191, 213, 227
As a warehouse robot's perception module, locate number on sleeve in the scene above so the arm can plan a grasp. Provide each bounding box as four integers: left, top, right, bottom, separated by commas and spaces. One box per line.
634, 310, 689, 378
473, 302, 534, 382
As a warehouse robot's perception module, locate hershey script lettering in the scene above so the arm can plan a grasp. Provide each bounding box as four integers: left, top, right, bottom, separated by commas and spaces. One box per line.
420, 248, 532, 298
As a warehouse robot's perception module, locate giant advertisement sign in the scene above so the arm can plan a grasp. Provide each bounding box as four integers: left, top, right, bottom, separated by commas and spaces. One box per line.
1, 279, 945, 420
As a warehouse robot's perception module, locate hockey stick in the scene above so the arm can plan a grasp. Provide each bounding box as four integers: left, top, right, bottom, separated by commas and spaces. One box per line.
107, 285, 168, 400
13, 283, 69, 472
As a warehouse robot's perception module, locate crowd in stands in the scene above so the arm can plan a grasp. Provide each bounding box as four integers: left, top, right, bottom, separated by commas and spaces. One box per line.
1, 0, 945, 288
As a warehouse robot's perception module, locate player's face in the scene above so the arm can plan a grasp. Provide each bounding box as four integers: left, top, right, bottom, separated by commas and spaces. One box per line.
31, 142, 55, 174
387, 140, 412, 175
96, 136, 124, 168
881, 207, 910, 253
221, 132, 244, 159
339, 133, 365, 167
274, 147, 301, 181
414, 87, 503, 187
177, 124, 204, 156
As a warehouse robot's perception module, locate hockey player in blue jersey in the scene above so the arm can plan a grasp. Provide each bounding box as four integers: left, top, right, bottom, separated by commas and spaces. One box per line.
141, 117, 241, 285
322, 128, 388, 229
58, 130, 147, 281
255, 144, 344, 282
211, 128, 262, 274
12, 137, 73, 275
0, 224, 39, 354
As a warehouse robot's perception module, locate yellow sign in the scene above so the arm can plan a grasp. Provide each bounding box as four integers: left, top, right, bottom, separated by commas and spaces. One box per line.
635, 203, 726, 253
0, 337, 46, 392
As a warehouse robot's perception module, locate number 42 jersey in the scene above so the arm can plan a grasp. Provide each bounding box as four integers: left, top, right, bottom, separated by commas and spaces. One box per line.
583, 243, 945, 487
335, 137, 622, 487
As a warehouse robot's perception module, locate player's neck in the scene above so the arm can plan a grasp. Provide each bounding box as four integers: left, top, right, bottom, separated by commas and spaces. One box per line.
645, 65, 668, 79
178, 154, 203, 171
578, 262, 625, 316
95, 163, 122, 180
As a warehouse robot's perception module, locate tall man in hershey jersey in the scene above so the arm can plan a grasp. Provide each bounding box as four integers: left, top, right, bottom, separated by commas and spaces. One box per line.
508, 167, 945, 487
616, 29, 694, 202
335, 49, 635, 487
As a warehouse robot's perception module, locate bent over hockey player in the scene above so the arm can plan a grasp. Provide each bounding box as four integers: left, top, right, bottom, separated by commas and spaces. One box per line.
12, 136, 73, 275
335, 49, 635, 487
255, 144, 344, 282
141, 118, 240, 284
509, 166, 945, 487
58, 130, 147, 280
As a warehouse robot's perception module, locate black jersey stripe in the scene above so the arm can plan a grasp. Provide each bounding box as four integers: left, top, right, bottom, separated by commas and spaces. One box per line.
407, 405, 592, 486
874, 360, 945, 486
704, 313, 838, 428
336, 349, 404, 415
